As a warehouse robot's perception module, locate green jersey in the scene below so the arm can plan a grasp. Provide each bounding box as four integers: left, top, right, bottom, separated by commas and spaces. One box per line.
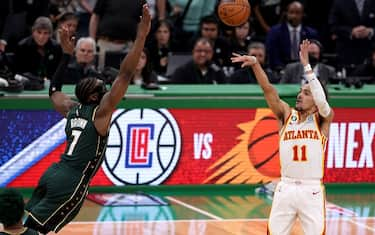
60, 104, 108, 176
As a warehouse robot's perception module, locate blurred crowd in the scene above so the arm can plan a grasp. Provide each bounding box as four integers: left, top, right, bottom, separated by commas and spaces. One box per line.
0, 0, 374, 90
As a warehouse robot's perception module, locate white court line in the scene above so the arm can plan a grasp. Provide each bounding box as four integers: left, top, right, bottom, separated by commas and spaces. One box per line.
69, 217, 375, 225
165, 196, 223, 220
70, 218, 265, 224
348, 218, 375, 232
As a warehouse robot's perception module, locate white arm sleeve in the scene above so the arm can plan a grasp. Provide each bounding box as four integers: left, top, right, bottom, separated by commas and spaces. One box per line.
305, 72, 331, 117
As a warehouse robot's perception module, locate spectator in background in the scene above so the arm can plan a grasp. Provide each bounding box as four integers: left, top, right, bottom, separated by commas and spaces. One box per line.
281, 39, 336, 86
0, 0, 50, 53
230, 42, 278, 83
266, 1, 318, 73
63, 37, 98, 84
89, 0, 145, 70
55, 12, 79, 43
252, 0, 284, 41
193, 15, 231, 67
148, 0, 167, 21
147, 20, 179, 76
0, 188, 38, 235
13, 16, 62, 80
229, 20, 260, 73
304, 0, 335, 53
329, 0, 375, 73
75, 0, 97, 38
230, 21, 253, 55
132, 48, 159, 88
168, 0, 216, 36
352, 45, 375, 83
49, 0, 80, 27
171, 37, 226, 84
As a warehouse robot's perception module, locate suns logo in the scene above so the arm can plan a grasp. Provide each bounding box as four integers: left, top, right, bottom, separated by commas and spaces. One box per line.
102, 109, 181, 185
204, 109, 280, 184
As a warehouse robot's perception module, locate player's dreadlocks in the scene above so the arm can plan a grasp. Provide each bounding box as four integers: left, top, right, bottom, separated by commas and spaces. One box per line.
0, 188, 25, 227
75, 77, 107, 105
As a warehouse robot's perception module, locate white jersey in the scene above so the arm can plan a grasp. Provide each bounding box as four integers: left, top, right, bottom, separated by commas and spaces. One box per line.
279, 109, 327, 180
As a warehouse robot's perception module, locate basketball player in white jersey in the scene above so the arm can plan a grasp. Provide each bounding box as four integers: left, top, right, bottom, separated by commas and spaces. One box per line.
231, 39, 334, 235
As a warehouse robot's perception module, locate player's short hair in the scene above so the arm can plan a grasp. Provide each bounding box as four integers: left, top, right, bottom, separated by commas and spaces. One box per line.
0, 188, 25, 227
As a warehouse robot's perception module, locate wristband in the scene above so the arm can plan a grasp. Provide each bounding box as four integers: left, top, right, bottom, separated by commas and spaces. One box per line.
304, 64, 312, 73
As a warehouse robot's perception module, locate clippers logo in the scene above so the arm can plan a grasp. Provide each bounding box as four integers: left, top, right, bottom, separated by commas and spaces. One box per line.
103, 109, 181, 185
126, 124, 154, 168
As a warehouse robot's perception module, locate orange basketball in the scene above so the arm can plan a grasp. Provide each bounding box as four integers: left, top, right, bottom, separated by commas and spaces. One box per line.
247, 115, 280, 178
218, 0, 251, 27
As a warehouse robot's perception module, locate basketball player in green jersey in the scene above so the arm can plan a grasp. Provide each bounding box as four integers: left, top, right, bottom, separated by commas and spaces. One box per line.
24, 4, 151, 234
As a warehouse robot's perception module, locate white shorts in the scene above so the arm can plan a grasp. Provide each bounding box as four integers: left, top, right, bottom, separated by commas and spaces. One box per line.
268, 177, 326, 235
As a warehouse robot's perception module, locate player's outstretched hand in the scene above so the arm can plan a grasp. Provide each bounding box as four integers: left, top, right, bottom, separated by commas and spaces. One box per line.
138, 4, 151, 38
58, 26, 75, 55
299, 39, 310, 66
230, 53, 258, 68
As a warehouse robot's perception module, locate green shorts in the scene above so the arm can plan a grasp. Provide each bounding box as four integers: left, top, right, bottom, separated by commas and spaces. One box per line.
24, 163, 89, 234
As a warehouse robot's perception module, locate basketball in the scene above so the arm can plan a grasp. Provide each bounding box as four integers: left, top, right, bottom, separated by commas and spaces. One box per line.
247, 115, 280, 178
218, 0, 251, 27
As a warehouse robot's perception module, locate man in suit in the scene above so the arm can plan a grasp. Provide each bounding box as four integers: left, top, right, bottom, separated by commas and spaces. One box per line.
281, 39, 336, 86
329, 0, 375, 71
266, 1, 318, 72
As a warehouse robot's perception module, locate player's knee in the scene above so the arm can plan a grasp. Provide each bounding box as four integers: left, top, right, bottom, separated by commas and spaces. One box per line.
24, 216, 50, 234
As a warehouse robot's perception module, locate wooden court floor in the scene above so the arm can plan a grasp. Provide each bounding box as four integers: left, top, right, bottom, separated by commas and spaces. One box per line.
53, 184, 375, 235
59, 218, 375, 235
1, 185, 374, 234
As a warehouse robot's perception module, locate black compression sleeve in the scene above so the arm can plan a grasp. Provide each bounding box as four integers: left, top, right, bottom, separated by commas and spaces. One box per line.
49, 53, 71, 96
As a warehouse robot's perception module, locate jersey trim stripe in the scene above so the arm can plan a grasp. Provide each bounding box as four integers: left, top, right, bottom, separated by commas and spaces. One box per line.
279, 111, 293, 139
321, 185, 326, 235
92, 106, 98, 122
54, 187, 88, 233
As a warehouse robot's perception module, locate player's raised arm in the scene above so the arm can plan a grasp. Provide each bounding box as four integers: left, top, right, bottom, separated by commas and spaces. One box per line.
97, 4, 151, 115
299, 40, 334, 135
231, 53, 290, 123
49, 26, 78, 117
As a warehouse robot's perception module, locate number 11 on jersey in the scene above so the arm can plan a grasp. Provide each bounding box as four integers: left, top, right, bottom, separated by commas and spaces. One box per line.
292, 145, 307, 162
